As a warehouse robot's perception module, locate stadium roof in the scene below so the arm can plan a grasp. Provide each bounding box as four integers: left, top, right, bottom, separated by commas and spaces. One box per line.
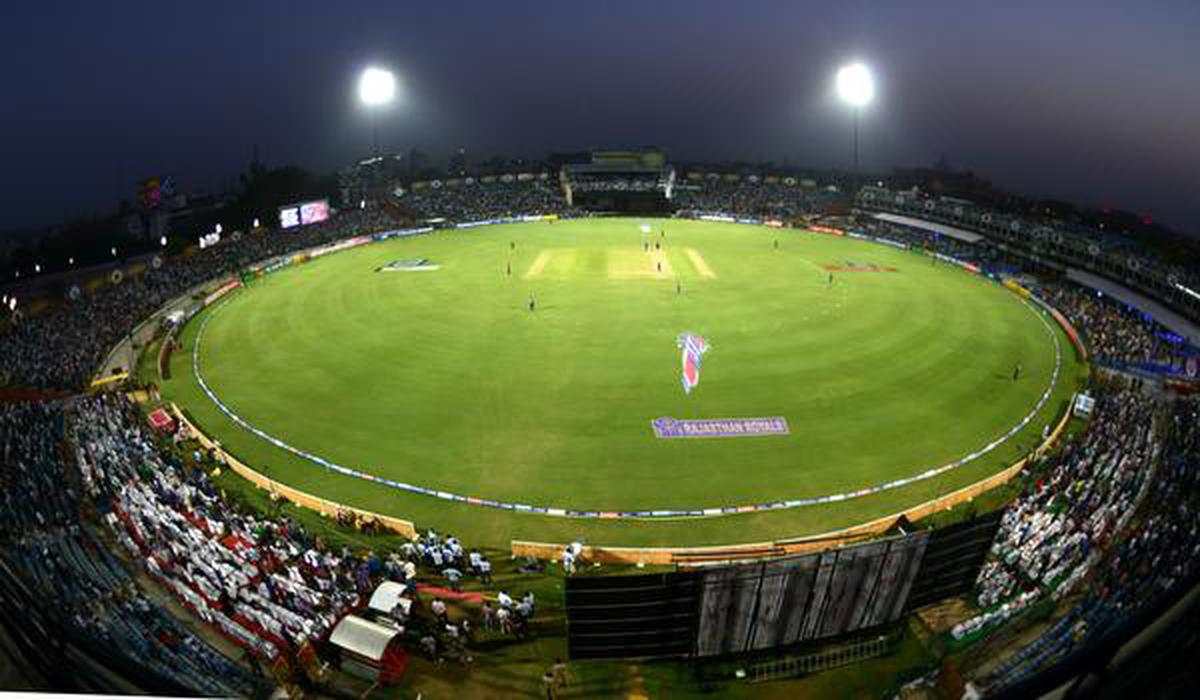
1067, 268, 1200, 342
872, 213, 985, 243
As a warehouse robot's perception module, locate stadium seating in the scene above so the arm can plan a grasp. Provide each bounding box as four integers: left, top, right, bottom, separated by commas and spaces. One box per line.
0, 209, 395, 389
0, 401, 266, 697
979, 397, 1200, 693
672, 176, 841, 220
857, 216, 1199, 379
856, 186, 1200, 324
397, 179, 576, 222
2, 187, 1200, 695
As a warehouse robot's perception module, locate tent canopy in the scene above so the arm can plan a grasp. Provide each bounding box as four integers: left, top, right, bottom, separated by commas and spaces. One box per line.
368, 581, 411, 615
329, 615, 400, 662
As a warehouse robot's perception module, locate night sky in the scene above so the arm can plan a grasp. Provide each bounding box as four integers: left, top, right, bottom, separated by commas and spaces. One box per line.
3, 0, 1198, 233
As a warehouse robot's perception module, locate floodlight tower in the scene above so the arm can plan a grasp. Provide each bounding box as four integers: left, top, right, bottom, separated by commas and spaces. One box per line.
358, 66, 397, 155
836, 63, 875, 172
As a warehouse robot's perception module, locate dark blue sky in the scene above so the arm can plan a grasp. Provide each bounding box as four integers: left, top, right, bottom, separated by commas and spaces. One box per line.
3, 0, 1198, 233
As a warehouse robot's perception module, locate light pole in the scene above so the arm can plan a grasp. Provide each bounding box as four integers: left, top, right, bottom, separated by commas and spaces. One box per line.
836, 63, 874, 172
358, 66, 397, 156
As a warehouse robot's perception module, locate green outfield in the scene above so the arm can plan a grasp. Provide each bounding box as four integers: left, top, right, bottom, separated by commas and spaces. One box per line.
163, 218, 1086, 548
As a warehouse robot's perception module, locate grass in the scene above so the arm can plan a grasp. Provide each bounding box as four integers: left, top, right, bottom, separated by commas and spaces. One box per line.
162, 218, 1086, 549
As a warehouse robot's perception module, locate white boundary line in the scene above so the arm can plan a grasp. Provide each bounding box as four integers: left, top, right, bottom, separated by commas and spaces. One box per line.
188, 239, 1065, 520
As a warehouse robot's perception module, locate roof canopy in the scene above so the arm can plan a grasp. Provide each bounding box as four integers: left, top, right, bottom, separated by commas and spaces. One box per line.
329, 615, 400, 661
872, 212, 985, 243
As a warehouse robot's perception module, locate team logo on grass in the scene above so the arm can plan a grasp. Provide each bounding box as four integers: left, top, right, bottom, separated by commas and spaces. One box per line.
652, 416, 790, 439
677, 332, 710, 394
377, 258, 440, 272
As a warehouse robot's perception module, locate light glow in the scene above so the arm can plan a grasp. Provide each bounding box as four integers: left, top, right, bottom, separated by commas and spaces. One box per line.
1176, 283, 1200, 301
358, 67, 397, 106
836, 63, 875, 108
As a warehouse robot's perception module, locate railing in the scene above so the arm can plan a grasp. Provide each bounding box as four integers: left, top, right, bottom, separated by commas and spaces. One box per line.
744, 631, 900, 683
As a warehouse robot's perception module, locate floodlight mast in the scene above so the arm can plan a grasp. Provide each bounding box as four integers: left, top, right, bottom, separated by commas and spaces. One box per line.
358, 67, 397, 155
836, 63, 874, 172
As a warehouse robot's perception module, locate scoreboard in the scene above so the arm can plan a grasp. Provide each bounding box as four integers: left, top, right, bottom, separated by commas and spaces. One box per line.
279, 199, 330, 229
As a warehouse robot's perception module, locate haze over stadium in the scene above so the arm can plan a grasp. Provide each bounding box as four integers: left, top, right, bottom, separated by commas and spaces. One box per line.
2, 2, 1200, 699
2, 1, 1199, 235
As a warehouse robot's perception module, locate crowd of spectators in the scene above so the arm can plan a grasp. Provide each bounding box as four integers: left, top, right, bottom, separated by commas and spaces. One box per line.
398, 181, 576, 222
75, 394, 506, 668
1039, 282, 1198, 377
568, 174, 664, 193
671, 179, 840, 220
4, 184, 1200, 694
959, 388, 1157, 642
852, 219, 1021, 275
0, 400, 266, 696
0, 208, 397, 389
981, 397, 1200, 693
81, 394, 364, 659
2, 391, 516, 691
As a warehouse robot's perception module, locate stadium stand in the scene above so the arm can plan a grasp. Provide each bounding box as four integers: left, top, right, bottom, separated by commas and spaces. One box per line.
0, 208, 396, 389
672, 175, 842, 221
397, 178, 577, 222
856, 186, 1200, 325
1038, 282, 1199, 378
2, 179, 1200, 695
852, 213, 1199, 380
0, 393, 503, 694
960, 389, 1158, 636
979, 396, 1200, 695
0, 401, 268, 696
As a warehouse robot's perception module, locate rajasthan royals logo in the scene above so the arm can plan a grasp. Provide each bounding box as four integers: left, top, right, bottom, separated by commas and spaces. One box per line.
677, 332, 710, 394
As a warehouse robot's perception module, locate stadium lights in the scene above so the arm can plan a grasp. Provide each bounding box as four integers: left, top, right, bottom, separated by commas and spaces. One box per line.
358, 67, 397, 107
358, 66, 397, 155
836, 63, 874, 107
836, 62, 874, 172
